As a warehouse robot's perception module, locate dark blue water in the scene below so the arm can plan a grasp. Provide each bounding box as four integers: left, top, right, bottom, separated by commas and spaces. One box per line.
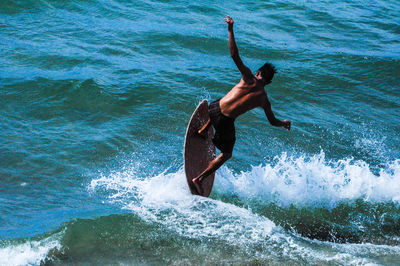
0, 0, 399, 264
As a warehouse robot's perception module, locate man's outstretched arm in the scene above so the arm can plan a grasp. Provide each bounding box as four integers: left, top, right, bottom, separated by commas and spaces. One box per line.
225, 16, 254, 84
263, 98, 291, 130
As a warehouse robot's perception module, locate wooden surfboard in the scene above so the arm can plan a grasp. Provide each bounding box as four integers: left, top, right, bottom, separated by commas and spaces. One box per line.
184, 100, 216, 197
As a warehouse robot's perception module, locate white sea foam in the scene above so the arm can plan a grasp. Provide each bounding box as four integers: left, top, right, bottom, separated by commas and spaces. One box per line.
0, 233, 61, 266
215, 152, 400, 208
89, 152, 400, 264
90, 169, 277, 245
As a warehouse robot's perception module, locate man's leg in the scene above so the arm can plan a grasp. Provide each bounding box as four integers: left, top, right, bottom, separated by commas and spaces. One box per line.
192, 152, 232, 195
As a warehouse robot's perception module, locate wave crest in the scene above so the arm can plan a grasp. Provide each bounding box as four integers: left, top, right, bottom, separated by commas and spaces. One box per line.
215, 152, 400, 208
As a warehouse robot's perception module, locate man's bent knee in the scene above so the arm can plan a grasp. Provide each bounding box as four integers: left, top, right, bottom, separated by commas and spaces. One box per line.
222, 152, 232, 160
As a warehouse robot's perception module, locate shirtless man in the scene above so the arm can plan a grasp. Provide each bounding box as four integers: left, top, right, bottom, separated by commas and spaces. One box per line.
192, 16, 291, 195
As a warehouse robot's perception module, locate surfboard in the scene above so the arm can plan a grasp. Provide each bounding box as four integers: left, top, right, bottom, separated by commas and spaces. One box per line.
184, 100, 216, 197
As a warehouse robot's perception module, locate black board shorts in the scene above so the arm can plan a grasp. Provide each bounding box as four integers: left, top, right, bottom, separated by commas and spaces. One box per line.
209, 99, 236, 154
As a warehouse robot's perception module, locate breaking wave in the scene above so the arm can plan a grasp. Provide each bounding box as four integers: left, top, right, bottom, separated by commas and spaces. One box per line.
214, 151, 400, 208
2, 151, 400, 265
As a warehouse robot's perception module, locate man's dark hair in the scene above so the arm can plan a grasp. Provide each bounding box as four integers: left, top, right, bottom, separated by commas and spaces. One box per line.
258, 63, 277, 83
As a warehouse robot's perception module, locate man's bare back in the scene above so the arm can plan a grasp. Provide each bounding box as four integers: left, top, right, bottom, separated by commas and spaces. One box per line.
192, 16, 291, 196
220, 78, 267, 119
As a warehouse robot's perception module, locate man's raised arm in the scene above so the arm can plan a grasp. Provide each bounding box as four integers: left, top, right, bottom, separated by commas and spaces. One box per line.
263, 98, 291, 130
225, 16, 254, 83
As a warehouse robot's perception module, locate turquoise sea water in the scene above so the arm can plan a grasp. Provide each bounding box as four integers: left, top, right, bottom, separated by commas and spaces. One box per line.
1, 0, 399, 264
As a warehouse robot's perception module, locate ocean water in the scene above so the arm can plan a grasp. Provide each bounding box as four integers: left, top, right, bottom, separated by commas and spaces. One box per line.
0, 0, 399, 264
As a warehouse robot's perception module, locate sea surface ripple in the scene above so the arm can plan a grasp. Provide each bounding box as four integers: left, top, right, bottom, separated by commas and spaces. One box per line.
0, 0, 399, 265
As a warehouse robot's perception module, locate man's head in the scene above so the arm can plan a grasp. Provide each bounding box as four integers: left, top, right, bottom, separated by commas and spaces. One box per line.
256, 63, 277, 85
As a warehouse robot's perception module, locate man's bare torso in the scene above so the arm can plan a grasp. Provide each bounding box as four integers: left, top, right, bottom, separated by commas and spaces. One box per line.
220, 77, 266, 119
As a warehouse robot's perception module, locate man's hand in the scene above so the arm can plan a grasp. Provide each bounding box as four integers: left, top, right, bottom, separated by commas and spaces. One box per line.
224, 16, 234, 31
282, 120, 291, 131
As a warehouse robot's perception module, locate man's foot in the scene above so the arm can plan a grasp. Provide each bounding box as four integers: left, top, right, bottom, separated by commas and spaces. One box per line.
192, 177, 204, 196
196, 129, 208, 139
196, 118, 211, 139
